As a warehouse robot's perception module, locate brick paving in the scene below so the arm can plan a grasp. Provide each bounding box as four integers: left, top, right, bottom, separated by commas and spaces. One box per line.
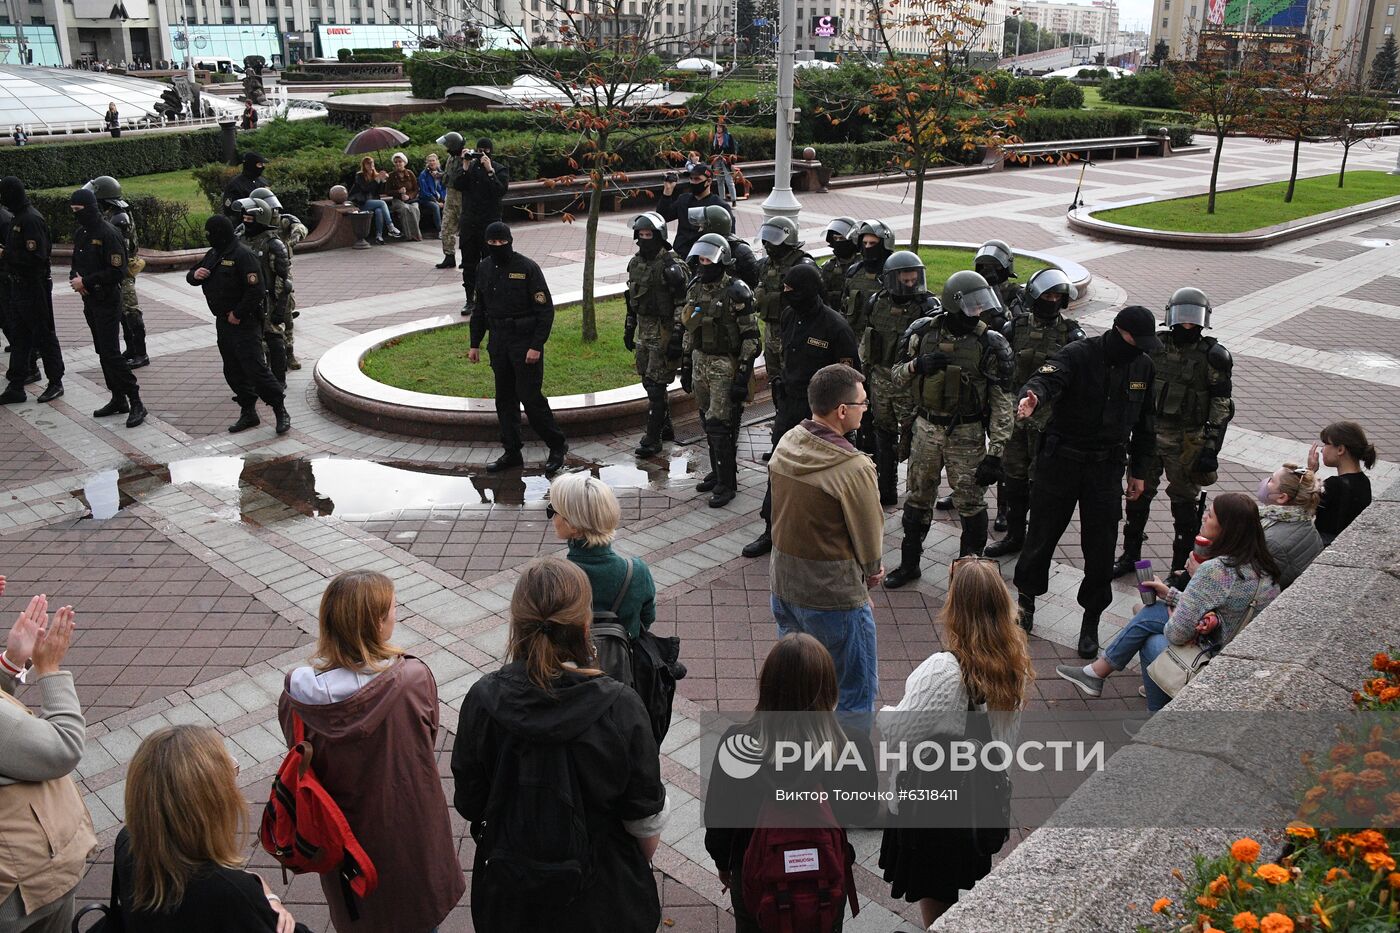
0, 134, 1396, 932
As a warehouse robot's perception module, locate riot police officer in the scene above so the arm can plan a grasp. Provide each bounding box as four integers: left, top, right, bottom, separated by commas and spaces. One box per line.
0, 176, 63, 405
221, 152, 266, 218
456, 137, 509, 318
974, 238, 1025, 321
68, 188, 145, 427
1012, 306, 1158, 654
0, 198, 37, 387
84, 175, 148, 369
1111, 287, 1233, 586
985, 268, 1084, 558
235, 197, 291, 387
678, 233, 759, 509
862, 251, 940, 507
885, 270, 1014, 587
685, 204, 759, 288
840, 219, 894, 332
435, 131, 464, 270
187, 215, 289, 435
250, 186, 307, 370
753, 217, 815, 400
624, 211, 688, 457
818, 216, 858, 308
468, 221, 569, 476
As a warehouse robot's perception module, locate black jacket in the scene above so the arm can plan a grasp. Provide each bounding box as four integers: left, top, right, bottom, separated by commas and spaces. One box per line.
347, 173, 383, 206
470, 251, 554, 350
221, 171, 263, 217
454, 156, 509, 225
69, 217, 126, 300
780, 301, 859, 390
186, 241, 267, 325
1021, 333, 1156, 478
4, 204, 51, 280
452, 663, 665, 933
657, 188, 732, 258
113, 829, 282, 933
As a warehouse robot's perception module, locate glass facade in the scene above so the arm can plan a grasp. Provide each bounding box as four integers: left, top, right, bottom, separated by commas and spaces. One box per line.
0, 64, 169, 130
316, 23, 437, 58
0, 27, 64, 68
170, 23, 283, 63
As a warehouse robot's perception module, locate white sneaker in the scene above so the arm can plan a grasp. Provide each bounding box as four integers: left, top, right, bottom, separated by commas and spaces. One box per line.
387, 226, 402, 238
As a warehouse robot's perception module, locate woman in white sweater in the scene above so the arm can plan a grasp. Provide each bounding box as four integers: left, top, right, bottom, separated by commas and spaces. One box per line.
877, 558, 1034, 929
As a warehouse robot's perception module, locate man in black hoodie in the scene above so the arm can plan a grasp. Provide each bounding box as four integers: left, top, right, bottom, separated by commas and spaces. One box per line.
187, 215, 290, 435
68, 188, 145, 427
455, 137, 509, 318
741, 263, 859, 557
658, 163, 731, 260
221, 152, 266, 219
0, 176, 63, 404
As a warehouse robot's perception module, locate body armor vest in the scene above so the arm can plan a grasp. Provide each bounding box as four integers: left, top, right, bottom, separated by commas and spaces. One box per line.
917, 318, 990, 418
627, 251, 679, 318
244, 230, 284, 310
865, 294, 935, 369
683, 277, 743, 356
843, 266, 883, 327
755, 251, 810, 323
819, 256, 848, 306
1151, 336, 1215, 428
1012, 315, 1079, 387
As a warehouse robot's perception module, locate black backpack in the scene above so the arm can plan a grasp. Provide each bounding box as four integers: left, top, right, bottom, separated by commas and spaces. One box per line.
591, 558, 636, 689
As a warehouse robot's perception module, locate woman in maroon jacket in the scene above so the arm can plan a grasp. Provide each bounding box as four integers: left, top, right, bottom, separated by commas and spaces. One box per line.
278, 570, 464, 932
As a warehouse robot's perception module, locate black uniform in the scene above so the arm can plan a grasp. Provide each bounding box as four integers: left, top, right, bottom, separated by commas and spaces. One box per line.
69, 192, 138, 404
1, 179, 61, 392
221, 152, 266, 219
455, 152, 509, 313
0, 203, 21, 373
658, 187, 732, 259
725, 235, 760, 290
187, 218, 285, 414
470, 231, 567, 459
1012, 331, 1155, 648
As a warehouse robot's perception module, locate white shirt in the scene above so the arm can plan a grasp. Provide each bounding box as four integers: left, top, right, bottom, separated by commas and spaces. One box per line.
288, 665, 382, 705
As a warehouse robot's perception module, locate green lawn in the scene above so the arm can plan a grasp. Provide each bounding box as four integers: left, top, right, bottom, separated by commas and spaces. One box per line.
361, 299, 637, 397
915, 245, 1054, 286
1094, 171, 1400, 234
38, 169, 211, 229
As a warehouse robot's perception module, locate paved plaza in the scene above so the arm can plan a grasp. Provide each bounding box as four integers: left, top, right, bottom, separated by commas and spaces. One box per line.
3, 135, 1399, 931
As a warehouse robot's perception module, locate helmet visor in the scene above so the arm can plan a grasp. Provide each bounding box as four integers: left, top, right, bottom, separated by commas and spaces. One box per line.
958, 286, 1002, 317
688, 239, 727, 265
825, 218, 855, 239
1167, 302, 1209, 328
686, 207, 706, 228
974, 243, 1013, 271
883, 266, 926, 298
758, 223, 787, 246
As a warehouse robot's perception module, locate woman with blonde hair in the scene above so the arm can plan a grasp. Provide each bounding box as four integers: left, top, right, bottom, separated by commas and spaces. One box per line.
551, 471, 657, 640
1257, 462, 1323, 589
347, 156, 399, 244
452, 556, 668, 933
113, 724, 297, 931
278, 570, 463, 932
878, 557, 1034, 928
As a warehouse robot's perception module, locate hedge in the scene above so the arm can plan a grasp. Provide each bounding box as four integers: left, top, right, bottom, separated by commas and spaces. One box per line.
1049, 82, 1085, 110
407, 50, 665, 100
1013, 108, 1140, 141
33, 192, 204, 250
0, 130, 222, 190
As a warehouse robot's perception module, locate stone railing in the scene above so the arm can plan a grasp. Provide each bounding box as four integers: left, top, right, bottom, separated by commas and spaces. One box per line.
934, 476, 1400, 932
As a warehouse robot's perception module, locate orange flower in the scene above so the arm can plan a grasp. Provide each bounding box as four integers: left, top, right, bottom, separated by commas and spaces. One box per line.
1232, 912, 1260, 932
1382, 686, 1400, 702
1331, 772, 1357, 794
1259, 914, 1294, 933
1358, 768, 1389, 789
1364, 851, 1397, 873
1366, 751, 1393, 769
1345, 795, 1377, 818
1151, 896, 1171, 914
1208, 874, 1230, 896
1388, 871, 1400, 889
1352, 829, 1388, 852
1325, 867, 1350, 883
1254, 863, 1291, 885
1231, 838, 1262, 864
1331, 743, 1357, 763
1197, 895, 1220, 909
1375, 652, 1392, 671
1312, 898, 1332, 931
1236, 879, 1254, 893
1285, 823, 1317, 840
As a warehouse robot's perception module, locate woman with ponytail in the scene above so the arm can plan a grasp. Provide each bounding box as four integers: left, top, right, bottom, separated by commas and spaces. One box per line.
1256, 462, 1323, 588
452, 557, 668, 933
1308, 420, 1377, 545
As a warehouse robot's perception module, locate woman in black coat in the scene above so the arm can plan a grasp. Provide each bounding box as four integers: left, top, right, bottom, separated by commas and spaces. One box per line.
105, 102, 120, 137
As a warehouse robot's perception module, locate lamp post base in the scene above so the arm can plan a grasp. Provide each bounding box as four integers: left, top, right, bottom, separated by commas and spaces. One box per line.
761, 186, 802, 224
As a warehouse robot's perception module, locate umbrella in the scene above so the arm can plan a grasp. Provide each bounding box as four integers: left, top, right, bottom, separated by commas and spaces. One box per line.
345, 126, 409, 155
675, 57, 720, 73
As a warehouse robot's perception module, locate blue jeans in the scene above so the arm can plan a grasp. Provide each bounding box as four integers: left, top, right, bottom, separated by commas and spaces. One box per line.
1102, 602, 1173, 712
771, 594, 877, 724
361, 198, 391, 237
419, 198, 442, 231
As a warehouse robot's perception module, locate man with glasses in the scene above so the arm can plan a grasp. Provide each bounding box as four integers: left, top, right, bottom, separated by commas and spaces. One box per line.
768, 363, 885, 722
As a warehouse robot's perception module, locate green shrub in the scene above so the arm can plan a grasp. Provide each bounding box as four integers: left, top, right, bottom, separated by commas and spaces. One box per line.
1009, 76, 1044, 103
1014, 108, 1140, 141
1159, 123, 1196, 147
238, 117, 352, 158
984, 70, 1014, 106
812, 141, 903, 175
349, 48, 406, 63
407, 51, 508, 98
1049, 82, 1085, 110
337, 48, 351, 62
0, 130, 222, 190
1043, 76, 1069, 96
34, 193, 203, 250
1099, 69, 1179, 108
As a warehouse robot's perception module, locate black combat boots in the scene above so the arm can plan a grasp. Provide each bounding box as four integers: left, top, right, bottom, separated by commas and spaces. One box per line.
884, 508, 932, 589
1111, 507, 1151, 578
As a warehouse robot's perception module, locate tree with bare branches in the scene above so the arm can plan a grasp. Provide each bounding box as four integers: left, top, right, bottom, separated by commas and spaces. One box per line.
1173, 34, 1265, 214
1322, 77, 1388, 187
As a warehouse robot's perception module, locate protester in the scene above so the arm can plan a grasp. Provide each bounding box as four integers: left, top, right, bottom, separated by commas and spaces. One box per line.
114, 725, 298, 932
452, 557, 668, 933
1057, 492, 1281, 711
1308, 420, 1376, 545
417, 152, 446, 236
0, 591, 96, 933
1257, 463, 1323, 589
347, 156, 399, 244
105, 102, 120, 137
11, 124, 26, 146
278, 570, 464, 933
551, 471, 656, 639
769, 363, 885, 722
240, 100, 258, 131
878, 559, 1032, 927
385, 153, 422, 241
708, 116, 739, 207
703, 633, 876, 933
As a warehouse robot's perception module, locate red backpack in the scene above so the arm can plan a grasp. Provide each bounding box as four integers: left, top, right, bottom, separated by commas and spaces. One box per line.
259, 713, 379, 916
741, 795, 859, 933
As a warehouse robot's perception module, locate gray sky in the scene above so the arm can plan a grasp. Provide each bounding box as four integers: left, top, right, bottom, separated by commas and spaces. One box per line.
1116, 0, 1155, 33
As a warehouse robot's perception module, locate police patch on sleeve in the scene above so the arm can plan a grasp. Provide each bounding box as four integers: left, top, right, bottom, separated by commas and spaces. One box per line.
247, 272, 259, 285
1038, 363, 1058, 373
110, 253, 123, 267
533, 291, 548, 305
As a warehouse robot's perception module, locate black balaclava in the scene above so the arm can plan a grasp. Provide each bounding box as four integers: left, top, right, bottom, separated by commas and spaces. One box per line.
975, 258, 1007, 287
476, 137, 493, 154
637, 235, 663, 259
829, 235, 857, 261
205, 215, 237, 252
71, 188, 101, 228
1104, 327, 1143, 366
241, 152, 266, 178
945, 310, 978, 336
1033, 297, 1063, 322
1171, 325, 1202, 347
0, 176, 27, 212
698, 261, 724, 283
781, 263, 824, 315
484, 220, 513, 265
861, 243, 887, 272
764, 241, 792, 261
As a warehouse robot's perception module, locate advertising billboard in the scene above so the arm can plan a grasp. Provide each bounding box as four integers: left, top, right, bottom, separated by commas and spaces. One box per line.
810, 15, 840, 37
1208, 0, 1310, 28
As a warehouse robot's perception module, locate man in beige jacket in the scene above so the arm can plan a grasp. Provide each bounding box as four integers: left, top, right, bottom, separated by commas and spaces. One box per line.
0, 587, 96, 933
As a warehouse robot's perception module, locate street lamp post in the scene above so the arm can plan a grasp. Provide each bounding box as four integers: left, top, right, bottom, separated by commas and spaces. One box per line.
762, 0, 800, 222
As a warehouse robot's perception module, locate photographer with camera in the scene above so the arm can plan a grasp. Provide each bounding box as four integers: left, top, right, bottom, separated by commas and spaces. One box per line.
454, 137, 510, 318
658, 163, 732, 260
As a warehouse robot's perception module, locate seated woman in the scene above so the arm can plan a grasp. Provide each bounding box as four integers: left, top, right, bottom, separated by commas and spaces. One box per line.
1308, 420, 1376, 545
417, 152, 446, 236
385, 152, 422, 241
1056, 492, 1281, 712
347, 156, 399, 244
1257, 462, 1323, 589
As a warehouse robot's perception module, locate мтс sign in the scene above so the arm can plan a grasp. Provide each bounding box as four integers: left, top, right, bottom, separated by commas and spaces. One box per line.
810, 15, 839, 37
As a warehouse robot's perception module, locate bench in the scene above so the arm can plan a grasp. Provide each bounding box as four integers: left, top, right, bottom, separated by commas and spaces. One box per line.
995, 134, 1171, 166
502, 159, 827, 222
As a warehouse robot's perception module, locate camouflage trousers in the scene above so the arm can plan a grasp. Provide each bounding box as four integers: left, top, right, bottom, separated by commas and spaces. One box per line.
634, 314, 677, 386
283, 292, 297, 354
121, 277, 141, 321
868, 363, 914, 434
693, 350, 742, 426
1138, 424, 1217, 507
906, 418, 988, 517
1002, 420, 1046, 484
440, 189, 462, 255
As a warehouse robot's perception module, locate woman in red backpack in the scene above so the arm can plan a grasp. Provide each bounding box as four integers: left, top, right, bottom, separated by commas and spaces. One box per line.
278, 571, 464, 933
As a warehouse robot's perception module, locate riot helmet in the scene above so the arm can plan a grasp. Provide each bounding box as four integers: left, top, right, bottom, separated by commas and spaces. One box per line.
687, 204, 733, 237
436, 131, 465, 154
1026, 268, 1074, 319
852, 219, 895, 253
1165, 286, 1211, 329
973, 239, 1015, 284
941, 270, 1003, 319
826, 216, 858, 259
83, 175, 125, 206
249, 186, 283, 213
688, 233, 733, 267
881, 251, 927, 301
758, 217, 802, 250
631, 211, 668, 241
237, 197, 275, 232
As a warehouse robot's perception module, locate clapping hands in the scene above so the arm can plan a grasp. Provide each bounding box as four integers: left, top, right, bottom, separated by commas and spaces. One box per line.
5, 593, 76, 675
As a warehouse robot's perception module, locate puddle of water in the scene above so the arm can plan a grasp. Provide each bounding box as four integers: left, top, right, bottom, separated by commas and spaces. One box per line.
1356, 239, 1393, 249
82, 470, 120, 520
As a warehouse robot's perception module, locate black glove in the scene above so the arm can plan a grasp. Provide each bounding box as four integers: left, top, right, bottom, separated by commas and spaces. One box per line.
1193, 446, 1219, 475
769, 375, 785, 402
730, 368, 751, 403
973, 455, 1002, 487
680, 367, 693, 394
623, 313, 637, 352
914, 351, 950, 375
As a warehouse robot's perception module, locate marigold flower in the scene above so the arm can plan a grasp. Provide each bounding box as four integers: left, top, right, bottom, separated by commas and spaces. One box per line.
1197, 895, 1220, 909
1254, 863, 1291, 885
1236, 879, 1254, 893
1259, 914, 1294, 933
1285, 823, 1316, 840
1231, 838, 1262, 864
1151, 896, 1171, 914
1358, 768, 1389, 789
1324, 867, 1350, 883
1345, 795, 1377, 817
1330, 772, 1356, 794
1208, 874, 1229, 896
1382, 686, 1400, 703
1364, 851, 1397, 873
1388, 871, 1400, 889
1375, 653, 1392, 671
1303, 785, 1327, 804
1366, 751, 1392, 769
1232, 912, 1260, 932
1352, 829, 1388, 852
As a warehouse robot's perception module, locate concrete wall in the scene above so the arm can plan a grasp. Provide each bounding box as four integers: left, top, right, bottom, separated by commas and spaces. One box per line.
934, 476, 1400, 932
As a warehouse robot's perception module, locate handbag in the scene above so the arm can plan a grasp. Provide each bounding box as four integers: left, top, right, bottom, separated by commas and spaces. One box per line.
1147, 579, 1262, 698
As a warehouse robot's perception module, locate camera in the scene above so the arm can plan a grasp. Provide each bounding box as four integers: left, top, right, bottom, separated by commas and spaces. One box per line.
465, 150, 484, 161
664, 170, 679, 182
